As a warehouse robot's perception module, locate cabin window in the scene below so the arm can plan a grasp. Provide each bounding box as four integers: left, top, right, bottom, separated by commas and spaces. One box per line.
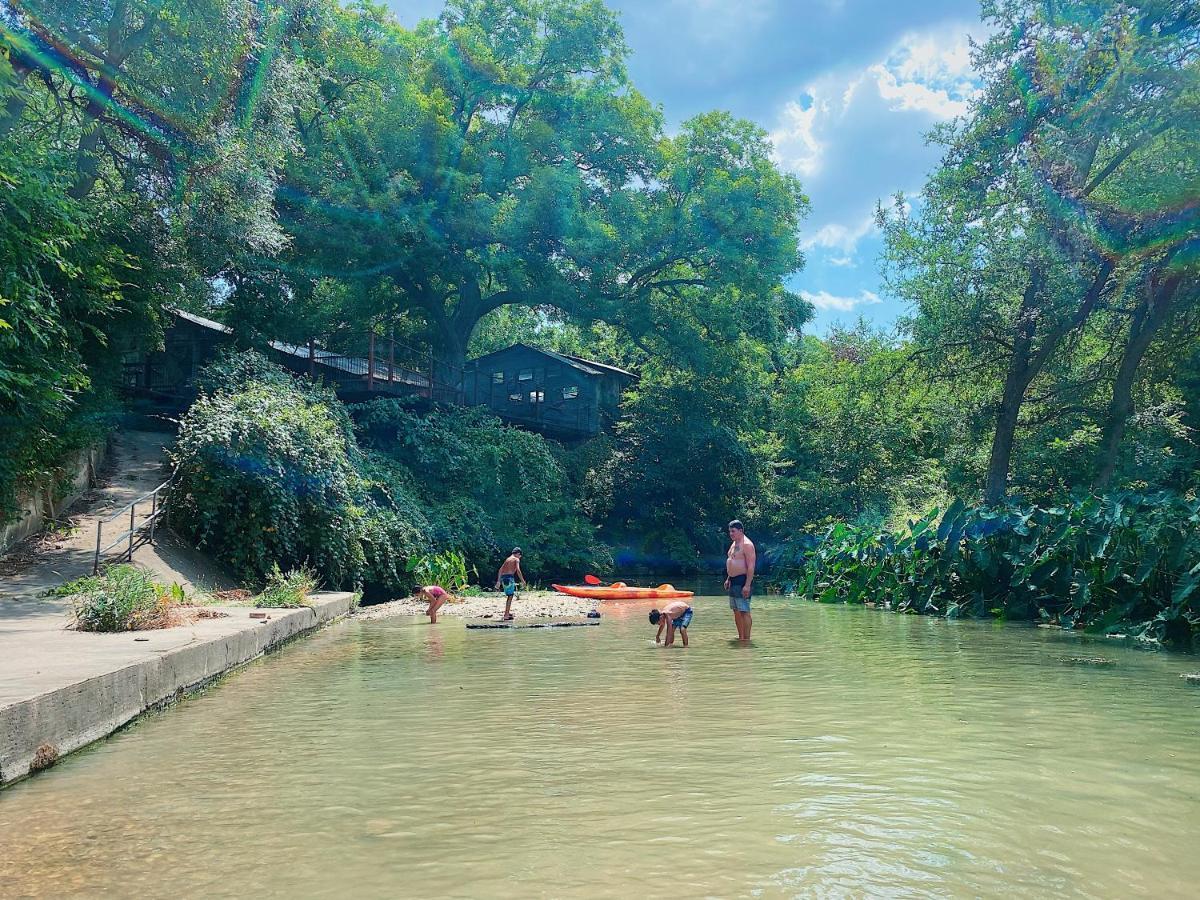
492, 371, 505, 384
509, 392, 523, 403
529, 390, 544, 404
518, 368, 534, 381
562, 385, 579, 400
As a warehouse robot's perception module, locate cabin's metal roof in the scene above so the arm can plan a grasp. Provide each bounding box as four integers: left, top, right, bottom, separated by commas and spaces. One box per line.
168, 308, 428, 388
468, 343, 636, 380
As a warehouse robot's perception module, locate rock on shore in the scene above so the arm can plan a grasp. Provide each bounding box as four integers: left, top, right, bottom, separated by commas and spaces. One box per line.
354, 589, 600, 621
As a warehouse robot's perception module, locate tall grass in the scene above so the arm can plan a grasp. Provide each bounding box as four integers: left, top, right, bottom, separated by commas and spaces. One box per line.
253, 565, 318, 608
53, 565, 190, 632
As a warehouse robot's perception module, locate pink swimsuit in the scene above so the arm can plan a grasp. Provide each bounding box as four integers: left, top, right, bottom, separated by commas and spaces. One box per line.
424, 586, 446, 599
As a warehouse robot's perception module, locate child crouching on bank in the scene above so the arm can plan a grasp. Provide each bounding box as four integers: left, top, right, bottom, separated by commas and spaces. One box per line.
650, 600, 693, 647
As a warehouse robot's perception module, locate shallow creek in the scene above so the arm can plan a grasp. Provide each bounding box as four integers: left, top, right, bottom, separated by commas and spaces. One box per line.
2, 597, 1198, 898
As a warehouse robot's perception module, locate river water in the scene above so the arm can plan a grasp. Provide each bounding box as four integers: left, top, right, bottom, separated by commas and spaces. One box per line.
2, 597, 1198, 898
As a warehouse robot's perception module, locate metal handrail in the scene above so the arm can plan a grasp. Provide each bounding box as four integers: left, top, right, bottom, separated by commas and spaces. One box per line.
92, 479, 173, 574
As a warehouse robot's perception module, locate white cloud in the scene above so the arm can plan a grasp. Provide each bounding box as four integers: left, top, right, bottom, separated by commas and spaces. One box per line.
770, 97, 823, 177
771, 23, 982, 268
870, 63, 973, 118
801, 214, 877, 254
801, 289, 883, 312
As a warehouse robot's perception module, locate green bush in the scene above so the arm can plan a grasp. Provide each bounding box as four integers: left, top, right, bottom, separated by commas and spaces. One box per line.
254, 565, 318, 608
785, 493, 1200, 647
55, 565, 188, 632
173, 354, 609, 598
353, 398, 610, 579
169, 373, 368, 587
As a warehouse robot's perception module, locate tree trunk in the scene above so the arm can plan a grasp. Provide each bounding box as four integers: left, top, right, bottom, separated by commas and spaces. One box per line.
1093, 273, 1184, 491
982, 260, 1113, 506
983, 275, 1041, 506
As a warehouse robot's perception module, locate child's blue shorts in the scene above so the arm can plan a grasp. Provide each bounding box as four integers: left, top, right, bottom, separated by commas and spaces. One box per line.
672, 608, 693, 629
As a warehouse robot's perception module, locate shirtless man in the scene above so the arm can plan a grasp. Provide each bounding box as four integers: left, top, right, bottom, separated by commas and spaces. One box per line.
494, 548, 527, 621
724, 519, 756, 640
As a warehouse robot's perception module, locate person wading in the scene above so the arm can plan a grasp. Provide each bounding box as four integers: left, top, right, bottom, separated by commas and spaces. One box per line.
724, 519, 756, 641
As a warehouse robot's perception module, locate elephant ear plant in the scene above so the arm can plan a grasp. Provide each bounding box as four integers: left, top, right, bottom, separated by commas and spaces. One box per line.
786, 493, 1200, 648
406, 550, 473, 594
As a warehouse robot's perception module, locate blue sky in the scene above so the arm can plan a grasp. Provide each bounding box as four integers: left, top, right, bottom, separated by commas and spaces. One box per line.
389, 1, 986, 334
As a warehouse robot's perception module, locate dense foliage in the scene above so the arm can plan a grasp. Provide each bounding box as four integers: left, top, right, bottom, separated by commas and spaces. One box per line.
4, 0, 1199, 643
353, 397, 609, 580
169, 357, 375, 587
171, 353, 604, 592
786, 494, 1200, 647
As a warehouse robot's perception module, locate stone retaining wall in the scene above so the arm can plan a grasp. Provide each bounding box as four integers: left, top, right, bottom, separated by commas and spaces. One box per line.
0, 441, 109, 554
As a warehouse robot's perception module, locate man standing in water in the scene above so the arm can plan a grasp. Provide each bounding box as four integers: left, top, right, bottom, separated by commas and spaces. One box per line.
724, 520, 756, 640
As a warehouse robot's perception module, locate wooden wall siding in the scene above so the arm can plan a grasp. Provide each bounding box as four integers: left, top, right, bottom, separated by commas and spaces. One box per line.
464, 345, 611, 438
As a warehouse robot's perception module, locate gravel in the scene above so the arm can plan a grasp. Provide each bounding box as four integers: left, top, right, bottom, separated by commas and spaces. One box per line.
354, 589, 601, 621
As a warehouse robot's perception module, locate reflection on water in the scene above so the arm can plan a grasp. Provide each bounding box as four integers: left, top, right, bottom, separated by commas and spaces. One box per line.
2, 599, 1199, 898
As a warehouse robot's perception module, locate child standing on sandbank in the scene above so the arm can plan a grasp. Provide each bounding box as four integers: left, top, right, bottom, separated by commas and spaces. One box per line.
494, 548, 527, 621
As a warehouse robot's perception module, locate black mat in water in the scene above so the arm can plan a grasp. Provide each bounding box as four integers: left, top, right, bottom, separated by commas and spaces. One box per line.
466, 619, 601, 630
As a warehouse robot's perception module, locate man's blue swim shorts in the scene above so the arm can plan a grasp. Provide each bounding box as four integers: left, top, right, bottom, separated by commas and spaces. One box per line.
728, 574, 752, 612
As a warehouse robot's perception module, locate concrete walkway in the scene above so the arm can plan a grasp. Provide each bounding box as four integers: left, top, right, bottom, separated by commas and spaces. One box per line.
0, 429, 236, 637
0, 428, 313, 786
0, 430, 234, 616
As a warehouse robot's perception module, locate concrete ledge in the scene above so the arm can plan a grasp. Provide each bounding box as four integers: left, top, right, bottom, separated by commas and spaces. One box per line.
0, 592, 355, 786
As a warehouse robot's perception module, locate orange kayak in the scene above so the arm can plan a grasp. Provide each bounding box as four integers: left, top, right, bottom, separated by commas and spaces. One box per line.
552, 582, 694, 601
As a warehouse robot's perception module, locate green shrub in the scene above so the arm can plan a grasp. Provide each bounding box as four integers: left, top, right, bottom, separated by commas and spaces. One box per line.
174, 354, 609, 600
56, 565, 188, 632
169, 363, 368, 588
784, 492, 1200, 647
353, 398, 610, 579
254, 565, 318, 608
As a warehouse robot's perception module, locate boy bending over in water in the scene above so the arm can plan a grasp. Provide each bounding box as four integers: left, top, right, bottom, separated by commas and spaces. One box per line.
649, 600, 693, 647
418, 585, 449, 624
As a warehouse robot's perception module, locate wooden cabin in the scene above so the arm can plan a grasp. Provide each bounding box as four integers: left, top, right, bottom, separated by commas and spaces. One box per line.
121, 309, 434, 409
462, 344, 636, 439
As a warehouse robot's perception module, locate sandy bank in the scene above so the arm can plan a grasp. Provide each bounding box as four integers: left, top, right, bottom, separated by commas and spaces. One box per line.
355, 589, 601, 621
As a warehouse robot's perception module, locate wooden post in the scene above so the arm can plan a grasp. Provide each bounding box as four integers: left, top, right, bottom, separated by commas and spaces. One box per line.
308, 339, 315, 376
128, 503, 136, 561
93, 521, 102, 574
368, 332, 376, 392
388, 328, 395, 389
149, 490, 158, 546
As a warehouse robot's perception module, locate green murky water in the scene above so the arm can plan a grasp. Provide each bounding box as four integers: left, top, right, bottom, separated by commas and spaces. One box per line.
2, 598, 1199, 898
